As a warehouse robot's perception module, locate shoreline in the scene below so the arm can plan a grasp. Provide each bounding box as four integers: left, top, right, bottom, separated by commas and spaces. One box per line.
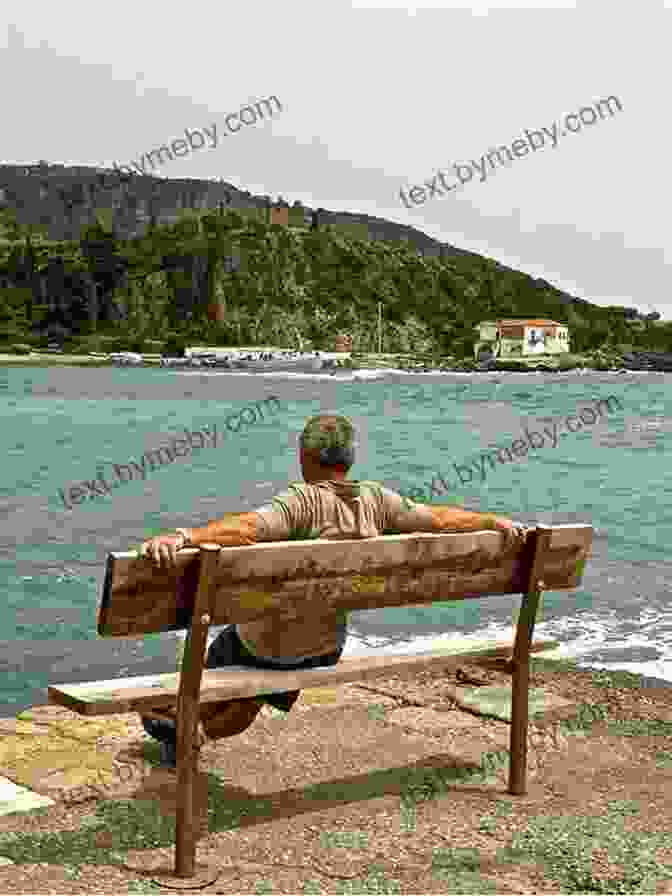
0, 351, 668, 374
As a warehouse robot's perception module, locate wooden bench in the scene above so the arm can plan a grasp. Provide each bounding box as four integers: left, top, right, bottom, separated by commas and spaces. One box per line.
48, 522, 592, 887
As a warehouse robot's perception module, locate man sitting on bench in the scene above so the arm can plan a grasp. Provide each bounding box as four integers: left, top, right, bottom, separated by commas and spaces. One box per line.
139, 414, 524, 767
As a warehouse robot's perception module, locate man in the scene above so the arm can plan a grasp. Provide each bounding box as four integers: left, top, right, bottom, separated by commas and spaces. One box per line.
139, 414, 524, 767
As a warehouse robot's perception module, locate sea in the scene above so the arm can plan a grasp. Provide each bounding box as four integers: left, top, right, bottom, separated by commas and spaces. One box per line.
1, 363, 671, 718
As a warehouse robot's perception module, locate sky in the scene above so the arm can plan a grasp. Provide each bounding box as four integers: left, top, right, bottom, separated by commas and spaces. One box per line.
2, 0, 669, 319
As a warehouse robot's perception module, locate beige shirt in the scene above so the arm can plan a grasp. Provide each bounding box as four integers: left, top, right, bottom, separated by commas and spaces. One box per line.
235, 480, 436, 664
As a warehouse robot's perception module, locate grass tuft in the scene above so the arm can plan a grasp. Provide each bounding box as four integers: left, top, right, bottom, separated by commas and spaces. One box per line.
367, 703, 387, 722
529, 657, 649, 692
430, 847, 498, 892
606, 718, 672, 737
497, 807, 672, 893
335, 863, 401, 894
655, 750, 672, 767
127, 880, 162, 893
557, 702, 611, 734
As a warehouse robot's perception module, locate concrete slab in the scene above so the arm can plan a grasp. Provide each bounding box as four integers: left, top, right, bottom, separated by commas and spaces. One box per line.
0, 712, 141, 805
301, 687, 340, 705
452, 685, 575, 722
0, 775, 55, 816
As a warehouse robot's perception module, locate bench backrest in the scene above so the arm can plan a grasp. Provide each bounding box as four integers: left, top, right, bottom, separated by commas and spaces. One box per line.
98, 524, 592, 638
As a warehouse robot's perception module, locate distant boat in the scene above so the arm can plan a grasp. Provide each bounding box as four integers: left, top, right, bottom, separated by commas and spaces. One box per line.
181, 351, 327, 373
234, 356, 323, 373
203, 358, 235, 368
110, 352, 143, 366
160, 357, 192, 367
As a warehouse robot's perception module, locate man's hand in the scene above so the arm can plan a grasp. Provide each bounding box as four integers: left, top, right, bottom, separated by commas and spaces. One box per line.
491, 516, 528, 548
140, 532, 186, 568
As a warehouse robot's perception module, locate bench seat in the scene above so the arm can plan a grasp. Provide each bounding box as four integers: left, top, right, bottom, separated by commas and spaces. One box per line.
49, 637, 560, 716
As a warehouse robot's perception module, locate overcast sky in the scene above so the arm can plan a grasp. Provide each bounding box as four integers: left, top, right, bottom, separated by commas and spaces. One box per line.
2, 1, 668, 319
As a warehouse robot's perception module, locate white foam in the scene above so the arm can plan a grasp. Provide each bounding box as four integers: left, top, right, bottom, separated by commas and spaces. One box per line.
341, 623, 672, 686
168, 368, 390, 381
188, 613, 672, 687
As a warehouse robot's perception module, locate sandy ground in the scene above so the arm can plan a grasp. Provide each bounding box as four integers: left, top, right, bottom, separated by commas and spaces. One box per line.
0, 655, 671, 894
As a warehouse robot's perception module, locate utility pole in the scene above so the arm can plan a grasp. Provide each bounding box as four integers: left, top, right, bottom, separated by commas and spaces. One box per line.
378, 302, 382, 354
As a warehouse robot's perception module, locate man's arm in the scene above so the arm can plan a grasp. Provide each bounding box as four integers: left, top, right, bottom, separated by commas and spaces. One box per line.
426, 504, 500, 532
425, 503, 527, 548
140, 486, 308, 567
140, 512, 260, 568
183, 512, 259, 547
383, 489, 524, 543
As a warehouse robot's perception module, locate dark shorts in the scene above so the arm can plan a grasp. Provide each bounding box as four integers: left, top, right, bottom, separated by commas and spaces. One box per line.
205, 625, 344, 712
141, 626, 344, 746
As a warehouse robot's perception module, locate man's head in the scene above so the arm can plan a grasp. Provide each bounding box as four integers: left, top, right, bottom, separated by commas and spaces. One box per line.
300, 415, 355, 482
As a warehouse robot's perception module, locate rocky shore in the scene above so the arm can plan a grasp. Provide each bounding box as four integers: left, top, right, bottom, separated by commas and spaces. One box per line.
617, 350, 672, 371
351, 348, 672, 374
2, 347, 672, 374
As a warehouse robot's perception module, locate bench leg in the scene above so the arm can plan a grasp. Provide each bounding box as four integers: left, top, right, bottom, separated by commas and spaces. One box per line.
175, 721, 201, 879
145, 730, 220, 889
156, 545, 222, 888
508, 587, 542, 796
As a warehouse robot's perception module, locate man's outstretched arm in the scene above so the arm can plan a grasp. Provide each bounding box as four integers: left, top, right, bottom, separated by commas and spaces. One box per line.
140, 512, 260, 568
183, 512, 260, 547
140, 487, 308, 567
388, 492, 526, 544
424, 503, 526, 546
427, 504, 501, 531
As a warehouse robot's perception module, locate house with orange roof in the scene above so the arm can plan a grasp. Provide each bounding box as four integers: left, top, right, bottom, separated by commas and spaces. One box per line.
473, 319, 570, 360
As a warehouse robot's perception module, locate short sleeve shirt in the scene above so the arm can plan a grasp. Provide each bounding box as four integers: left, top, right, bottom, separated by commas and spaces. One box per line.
234, 480, 435, 663
253, 480, 435, 541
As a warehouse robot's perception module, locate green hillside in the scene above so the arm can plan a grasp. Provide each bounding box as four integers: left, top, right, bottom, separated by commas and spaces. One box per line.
0, 202, 669, 359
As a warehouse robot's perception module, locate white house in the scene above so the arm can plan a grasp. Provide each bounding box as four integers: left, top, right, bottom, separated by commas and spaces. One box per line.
474, 319, 570, 360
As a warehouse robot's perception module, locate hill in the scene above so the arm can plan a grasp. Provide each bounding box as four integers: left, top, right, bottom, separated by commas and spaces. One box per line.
0, 163, 668, 357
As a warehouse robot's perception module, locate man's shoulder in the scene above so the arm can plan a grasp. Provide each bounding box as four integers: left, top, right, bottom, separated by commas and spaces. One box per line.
266, 480, 393, 503
280, 479, 386, 491
357, 480, 388, 499
284, 480, 308, 492
269, 481, 313, 498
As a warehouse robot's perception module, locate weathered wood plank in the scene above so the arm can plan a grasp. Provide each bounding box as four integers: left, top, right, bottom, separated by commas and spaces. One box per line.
98, 526, 592, 638
174, 544, 218, 878
48, 638, 560, 716
509, 526, 552, 796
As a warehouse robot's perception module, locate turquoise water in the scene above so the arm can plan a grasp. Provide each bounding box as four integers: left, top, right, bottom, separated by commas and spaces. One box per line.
1, 364, 671, 715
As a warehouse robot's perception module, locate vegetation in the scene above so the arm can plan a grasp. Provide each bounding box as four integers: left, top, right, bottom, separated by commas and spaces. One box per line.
0, 203, 670, 358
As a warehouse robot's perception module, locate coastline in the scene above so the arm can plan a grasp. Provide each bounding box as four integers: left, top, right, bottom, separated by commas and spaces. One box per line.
0, 349, 669, 374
